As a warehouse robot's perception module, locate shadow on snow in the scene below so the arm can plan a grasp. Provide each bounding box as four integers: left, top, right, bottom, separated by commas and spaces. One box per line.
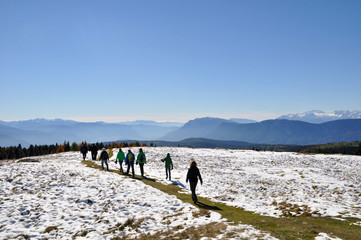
195, 201, 222, 211
172, 180, 186, 188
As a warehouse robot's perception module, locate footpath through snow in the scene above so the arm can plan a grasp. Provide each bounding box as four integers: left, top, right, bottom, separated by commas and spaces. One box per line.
131, 147, 361, 219
0, 151, 277, 240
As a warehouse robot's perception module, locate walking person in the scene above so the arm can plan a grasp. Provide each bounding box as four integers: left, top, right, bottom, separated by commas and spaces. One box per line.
125, 149, 135, 178
90, 144, 98, 161
100, 148, 109, 171
80, 144, 88, 161
186, 160, 203, 204
161, 153, 173, 181
136, 148, 146, 178
115, 148, 125, 174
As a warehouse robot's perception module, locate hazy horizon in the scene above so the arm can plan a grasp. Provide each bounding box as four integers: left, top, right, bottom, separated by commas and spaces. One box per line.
2, 109, 361, 124
0, 113, 274, 123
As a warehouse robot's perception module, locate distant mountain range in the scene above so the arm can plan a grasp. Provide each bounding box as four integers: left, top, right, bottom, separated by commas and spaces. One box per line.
1, 110, 361, 147
0, 119, 180, 147
122, 120, 183, 127
278, 110, 361, 123
160, 118, 361, 145
113, 138, 255, 149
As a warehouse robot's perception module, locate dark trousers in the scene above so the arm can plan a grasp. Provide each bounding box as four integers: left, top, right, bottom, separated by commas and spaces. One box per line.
190, 181, 198, 203
101, 160, 109, 171
165, 168, 171, 180
118, 162, 123, 173
126, 164, 135, 177
139, 163, 144, 177
92, 153, 97, 160
82, 153, 87, 160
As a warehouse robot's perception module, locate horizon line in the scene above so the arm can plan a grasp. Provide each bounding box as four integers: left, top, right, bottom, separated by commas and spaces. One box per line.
0, 116, 266, 124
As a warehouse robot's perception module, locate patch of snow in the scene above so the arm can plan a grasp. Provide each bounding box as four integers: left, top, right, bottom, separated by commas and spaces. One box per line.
352, 221, 361, 226
315, 232, 342, 240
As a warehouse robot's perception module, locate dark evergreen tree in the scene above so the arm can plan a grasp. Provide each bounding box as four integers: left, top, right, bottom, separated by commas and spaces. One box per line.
354, 142, 361, 155
64, 141, 71, 152
70, 142, 78, 151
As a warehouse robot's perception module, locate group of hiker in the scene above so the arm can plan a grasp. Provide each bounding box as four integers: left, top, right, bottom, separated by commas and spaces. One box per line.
80, 146, 203, 204
80, 144, 98, 161
113, 148, 146, 178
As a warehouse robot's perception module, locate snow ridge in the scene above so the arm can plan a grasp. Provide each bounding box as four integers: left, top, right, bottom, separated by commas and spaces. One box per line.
278, 110, 361, 123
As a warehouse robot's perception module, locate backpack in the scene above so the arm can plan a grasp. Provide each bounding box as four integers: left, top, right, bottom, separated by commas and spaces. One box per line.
128, 153, 134, 163
81, 146, 87, 153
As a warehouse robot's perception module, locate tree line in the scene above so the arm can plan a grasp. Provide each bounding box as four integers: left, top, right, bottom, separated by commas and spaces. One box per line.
0, 141, 150, 160
2, 140, 360, 161
299, 141, 361, 155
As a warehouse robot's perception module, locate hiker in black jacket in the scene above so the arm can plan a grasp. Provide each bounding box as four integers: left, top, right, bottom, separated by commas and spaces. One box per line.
80, 144, 88, 161
90, 144, 98, 161
186, 160, 203, 203
100, 148, 109, 171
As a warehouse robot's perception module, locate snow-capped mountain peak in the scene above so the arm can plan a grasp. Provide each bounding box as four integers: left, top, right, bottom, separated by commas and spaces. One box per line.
278, 110, 361, 123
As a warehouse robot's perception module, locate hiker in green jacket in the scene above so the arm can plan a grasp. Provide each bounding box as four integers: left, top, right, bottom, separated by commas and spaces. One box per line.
161, 153, 173, 181
115, 148, 125, 174
136, 148, 146, 177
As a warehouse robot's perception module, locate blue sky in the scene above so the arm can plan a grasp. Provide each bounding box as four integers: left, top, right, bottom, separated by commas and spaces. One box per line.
1, 0, 360, 122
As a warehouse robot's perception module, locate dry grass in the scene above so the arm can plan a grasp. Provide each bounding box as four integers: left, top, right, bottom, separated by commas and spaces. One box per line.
272, 201, 320, 217
43, 225, 58, 234
192, 208, 210, 218
9, 234, 31, 240
72, 229, 91, 239
105, 217, 151, 235
111, 222, 228, 240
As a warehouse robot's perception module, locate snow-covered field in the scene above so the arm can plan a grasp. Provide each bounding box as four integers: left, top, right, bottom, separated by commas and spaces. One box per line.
142, 147, 361, 219
1, 147, 360, 239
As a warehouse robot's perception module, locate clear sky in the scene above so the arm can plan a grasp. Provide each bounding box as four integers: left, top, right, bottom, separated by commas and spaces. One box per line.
1, 0, 360, 123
